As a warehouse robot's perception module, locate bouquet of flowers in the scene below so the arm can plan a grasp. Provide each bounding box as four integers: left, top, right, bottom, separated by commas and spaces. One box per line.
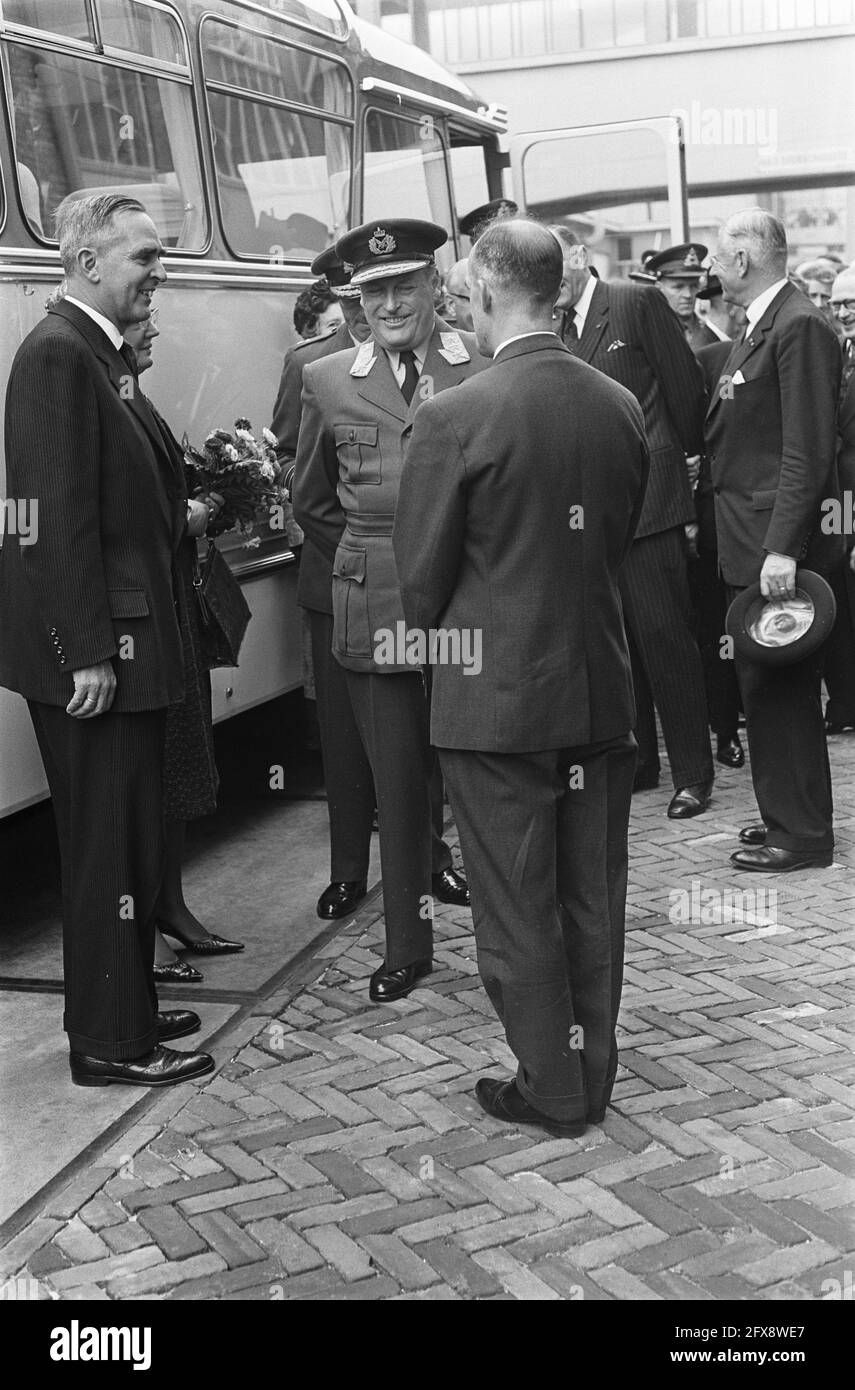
183, 418, 301, 548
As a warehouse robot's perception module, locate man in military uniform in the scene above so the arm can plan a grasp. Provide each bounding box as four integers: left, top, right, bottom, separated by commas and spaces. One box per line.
271, 247, 377, 922
293, 219, 479, 1002
458, 198, 518, 244
641, 243, 714, 353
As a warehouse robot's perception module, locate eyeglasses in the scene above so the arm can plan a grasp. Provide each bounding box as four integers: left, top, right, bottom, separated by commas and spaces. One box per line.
447, 290, 470, 303
832, 299, 855, 316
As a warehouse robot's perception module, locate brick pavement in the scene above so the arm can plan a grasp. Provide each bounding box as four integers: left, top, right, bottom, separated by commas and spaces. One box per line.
2, 740, 854, 1301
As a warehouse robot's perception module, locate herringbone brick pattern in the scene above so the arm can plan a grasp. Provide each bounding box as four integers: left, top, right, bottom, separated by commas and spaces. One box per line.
3, 744, 854, 1300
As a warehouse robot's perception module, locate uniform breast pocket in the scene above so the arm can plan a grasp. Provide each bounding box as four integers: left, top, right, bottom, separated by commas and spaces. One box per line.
334, 424, 382, 485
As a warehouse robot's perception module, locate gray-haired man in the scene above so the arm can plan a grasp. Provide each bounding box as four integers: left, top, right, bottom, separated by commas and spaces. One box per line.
0, 193, 214, 1085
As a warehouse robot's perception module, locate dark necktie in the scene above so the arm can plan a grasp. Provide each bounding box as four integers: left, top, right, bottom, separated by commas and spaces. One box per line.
564, 312, 579, 347
119, 342, 138, 374
399, 350, 420, 405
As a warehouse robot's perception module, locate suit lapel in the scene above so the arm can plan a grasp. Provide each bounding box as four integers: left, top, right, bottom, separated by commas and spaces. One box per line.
705, 287, 792, 419
577, 281, 609, 364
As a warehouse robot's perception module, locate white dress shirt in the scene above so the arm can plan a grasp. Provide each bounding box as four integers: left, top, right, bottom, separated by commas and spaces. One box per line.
385, 342, 428, 387
494, 330, 559, 359
63, 295, 124, 352
702, 316, 732, 344
569, 272, 598, 338
744, 278, 789, 340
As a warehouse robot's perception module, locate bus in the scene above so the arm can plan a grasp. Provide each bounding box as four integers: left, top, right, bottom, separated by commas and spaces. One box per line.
0, 0, 509, 817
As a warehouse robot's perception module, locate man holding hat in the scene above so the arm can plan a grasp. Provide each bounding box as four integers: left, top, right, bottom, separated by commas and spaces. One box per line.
293, 219, 481, 1001
706, 208, 842, 871
271, 247, 377, 923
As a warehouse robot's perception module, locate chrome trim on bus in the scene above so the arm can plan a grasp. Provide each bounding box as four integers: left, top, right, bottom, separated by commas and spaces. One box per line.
230, 549, 298, 579
0, 263, 312, 287
360, 77, 508, 130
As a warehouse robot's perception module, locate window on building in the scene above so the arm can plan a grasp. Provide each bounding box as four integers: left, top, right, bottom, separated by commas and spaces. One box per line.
364, 110, 455, 270
202, 20, 352, 259
4, 38, 207, 246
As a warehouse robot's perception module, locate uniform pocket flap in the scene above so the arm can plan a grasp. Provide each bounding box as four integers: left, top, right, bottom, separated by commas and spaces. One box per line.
107, 587, 150, 617
751, 489, 777, 511
335, 424, 379, 448
333, 548, 366, 583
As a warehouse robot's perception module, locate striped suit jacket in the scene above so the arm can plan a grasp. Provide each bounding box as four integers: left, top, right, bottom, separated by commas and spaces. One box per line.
567, 278, 706, 539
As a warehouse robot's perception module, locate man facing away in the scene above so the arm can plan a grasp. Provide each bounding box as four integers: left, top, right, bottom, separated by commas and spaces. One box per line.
0, 193, 213, 1085
293, 218, 477, 1004
707, 209, 842, 872
394, 219, 649, 1137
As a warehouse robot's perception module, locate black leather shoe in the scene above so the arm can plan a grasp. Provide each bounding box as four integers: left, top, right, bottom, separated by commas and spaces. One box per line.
432, 867, 470, 907
633, 767, 660, 793
316, 879, 367, 920
157, 1010, 201, 1043
70, 1044, 214, 1088
739, 823, 767, 845
153, 959, 203, 983
716, 735, 744, 768
368, 958, 432, 1003
475, 1077, 586, 1139
158, 921, 244, 954
730, 846, 833, 873
667, 779, 713, 819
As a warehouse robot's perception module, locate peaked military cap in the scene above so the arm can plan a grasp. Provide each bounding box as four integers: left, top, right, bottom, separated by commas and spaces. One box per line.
311, 245, 360, 298
336, 219, 448, 287
644, 243, 709, 280
458, 197, 518, 241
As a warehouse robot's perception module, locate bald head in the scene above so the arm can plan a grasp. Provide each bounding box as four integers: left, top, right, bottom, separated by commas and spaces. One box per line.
467, 219, 563, 356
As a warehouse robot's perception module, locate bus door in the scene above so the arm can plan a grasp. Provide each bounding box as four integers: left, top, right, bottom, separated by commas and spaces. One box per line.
509, 116, 689, 279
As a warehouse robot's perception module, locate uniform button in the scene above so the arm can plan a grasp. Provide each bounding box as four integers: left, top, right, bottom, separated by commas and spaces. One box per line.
714, 487, 721, 495
59, 656, 67, 665
348, 430, 356, 442
49, 627, 58, 636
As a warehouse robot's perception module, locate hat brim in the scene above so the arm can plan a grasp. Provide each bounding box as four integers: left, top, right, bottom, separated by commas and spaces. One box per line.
350, 258, 434, 287
330, 284, 361, 299
725, 570, 836, 666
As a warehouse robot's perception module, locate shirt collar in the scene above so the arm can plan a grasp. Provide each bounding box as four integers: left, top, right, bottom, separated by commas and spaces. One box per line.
703, 317, 731, 343
572, 273, 598, 331
493, 330, 558, 359
63, 295, 125, 352
385, 336, 431, 372
745, 278, 789, 335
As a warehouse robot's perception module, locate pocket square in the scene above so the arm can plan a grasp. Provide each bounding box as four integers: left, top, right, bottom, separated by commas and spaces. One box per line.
606, 339, 626, 352
731, 369, 746, 385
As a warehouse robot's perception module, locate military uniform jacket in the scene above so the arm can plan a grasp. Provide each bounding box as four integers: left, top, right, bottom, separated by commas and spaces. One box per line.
270, 320, 353, 615
566, 278, 706, 538
292, 318, 485, 673
704, 283, 842, 586
0, 300, 186, 710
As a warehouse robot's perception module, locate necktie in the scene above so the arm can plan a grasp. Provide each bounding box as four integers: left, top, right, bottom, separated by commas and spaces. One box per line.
119, 342, 138, 374
564, 313, 579, 344
399, 350, 420, 405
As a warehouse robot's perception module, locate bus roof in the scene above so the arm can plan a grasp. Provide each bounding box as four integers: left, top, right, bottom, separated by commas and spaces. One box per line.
352, 15, 501, 125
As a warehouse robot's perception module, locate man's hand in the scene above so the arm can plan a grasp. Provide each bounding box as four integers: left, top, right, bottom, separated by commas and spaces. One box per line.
684, 522, 699, 560
186, 491, 225, 538
685, 454, 701, 489
760, 551, 798, 601
66, 662, 116, 719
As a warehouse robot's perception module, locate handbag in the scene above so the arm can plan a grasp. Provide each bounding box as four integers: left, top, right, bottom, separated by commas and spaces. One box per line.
193, 540, 252, 669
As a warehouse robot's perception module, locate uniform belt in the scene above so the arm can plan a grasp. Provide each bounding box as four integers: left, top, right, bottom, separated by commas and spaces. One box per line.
345, 513, 396, 536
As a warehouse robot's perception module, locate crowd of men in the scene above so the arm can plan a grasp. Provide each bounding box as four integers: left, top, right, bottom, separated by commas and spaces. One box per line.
1, 189, 852, 1139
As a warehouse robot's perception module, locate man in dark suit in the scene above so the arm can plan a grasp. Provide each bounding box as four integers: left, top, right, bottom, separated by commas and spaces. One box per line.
271, 247, 377, 922
706, 209, 842, 871
394, 219, 649, 1138
293, 220, 478, 1003
553, 228, 712, 818
0, 193, 214, 1086
819, 269, 855, 731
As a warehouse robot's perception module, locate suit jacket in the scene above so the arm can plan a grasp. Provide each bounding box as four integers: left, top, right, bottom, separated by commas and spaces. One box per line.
270, 321, 353, 614
293, 318, 486, 673
687, 318, 724, 354
694, 340, 733, 551
393, 335, 650, 752
0, 300, 185, 710
838, 351, 855, 545
704, 282, 843, 586
566, 278, 705, 538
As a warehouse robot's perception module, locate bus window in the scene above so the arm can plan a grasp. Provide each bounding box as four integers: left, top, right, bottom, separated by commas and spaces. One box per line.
448, 132, 491, 235
99, 0, 188, 68
202, 21, 352, 261
0, 0, 92, 42
4, 41, 208, 248
363, 110, 454, 272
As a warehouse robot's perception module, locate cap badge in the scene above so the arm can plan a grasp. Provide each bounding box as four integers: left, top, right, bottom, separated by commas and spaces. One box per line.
369, 227, 396, 256
683, 247, 701, 268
